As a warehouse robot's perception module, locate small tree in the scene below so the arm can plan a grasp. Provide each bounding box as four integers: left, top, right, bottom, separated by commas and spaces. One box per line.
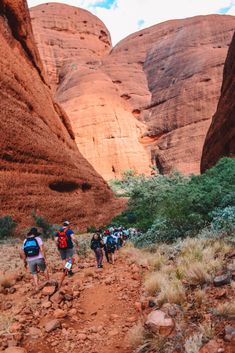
32, 212, 58, 239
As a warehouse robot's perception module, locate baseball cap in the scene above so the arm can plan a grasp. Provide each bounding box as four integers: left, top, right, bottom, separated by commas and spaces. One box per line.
63, 221, 70, 226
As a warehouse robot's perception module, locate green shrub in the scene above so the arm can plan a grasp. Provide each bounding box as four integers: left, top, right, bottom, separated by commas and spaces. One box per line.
112, 158, 235, 246
0, 216, 17, 239
210, 206, 235, 235
32, 212, 59, 239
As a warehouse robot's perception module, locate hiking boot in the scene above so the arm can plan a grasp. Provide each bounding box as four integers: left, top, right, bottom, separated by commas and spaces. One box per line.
68, 270, 74, 277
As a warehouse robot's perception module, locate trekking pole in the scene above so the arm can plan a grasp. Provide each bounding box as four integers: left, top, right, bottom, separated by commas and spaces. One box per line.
59, 258, 73, 288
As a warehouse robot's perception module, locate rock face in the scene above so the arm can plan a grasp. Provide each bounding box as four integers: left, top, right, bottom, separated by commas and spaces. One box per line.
31, 3, 150, 180
30, 4, 235, 179
0, 0, 124, 229
201, 33, 235, 172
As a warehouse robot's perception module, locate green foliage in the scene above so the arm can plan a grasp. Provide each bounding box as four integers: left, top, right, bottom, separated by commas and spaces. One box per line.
210, 206, 235, 235
0, 216, 17, 239
32, 212, 59, 239
76, 235, 91, 258
112, 158, 235, 246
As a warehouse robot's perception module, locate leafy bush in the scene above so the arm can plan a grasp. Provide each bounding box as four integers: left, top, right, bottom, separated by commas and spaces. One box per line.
32, 212, 59, 239
112, 158, 235, 246
210, 206, 235, 235
0, 216, 17, 239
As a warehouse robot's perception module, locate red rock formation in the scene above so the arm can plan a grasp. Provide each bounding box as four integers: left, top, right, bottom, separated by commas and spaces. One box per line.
102, 15, 235, 175
201, 32, 235, 171
30, 3, 151, 180
31, 4, 235, 178
0, 0, 124, 230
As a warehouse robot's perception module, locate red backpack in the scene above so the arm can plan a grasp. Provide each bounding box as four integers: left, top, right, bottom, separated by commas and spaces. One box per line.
57, 229, 68, 249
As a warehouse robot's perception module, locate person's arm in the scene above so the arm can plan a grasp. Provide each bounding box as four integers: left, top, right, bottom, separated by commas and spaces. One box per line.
40, 244, 46, 260
71, 234, 79, 246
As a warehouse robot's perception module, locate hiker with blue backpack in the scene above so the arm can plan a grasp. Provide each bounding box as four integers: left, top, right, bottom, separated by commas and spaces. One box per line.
54, 220, 78, 277
105, 232, 117, 265
20, 227, 49, 289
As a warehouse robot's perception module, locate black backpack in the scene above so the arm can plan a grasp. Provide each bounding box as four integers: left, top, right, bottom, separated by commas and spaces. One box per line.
23, 237, 40, 257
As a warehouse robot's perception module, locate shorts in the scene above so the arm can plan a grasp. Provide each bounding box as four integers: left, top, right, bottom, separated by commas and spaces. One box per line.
28, 258, 46, 275
106, 246, 116, 254
58, 248, 74, 260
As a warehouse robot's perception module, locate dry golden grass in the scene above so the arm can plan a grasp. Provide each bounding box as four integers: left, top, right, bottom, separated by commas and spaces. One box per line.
144, 272, 167, 296
199, 319, 215, 340
127, 322, 145, 349
194, 289, 206, 306
185, 262, 212, 285
215, 300, 235, 318
157, 279, 186, 306
184, 333, 203, 353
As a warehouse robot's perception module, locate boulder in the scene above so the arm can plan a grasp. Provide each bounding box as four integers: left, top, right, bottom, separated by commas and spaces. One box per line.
145, 310, 175, 336
44, 319, 61, 333
213, 273, 231, 287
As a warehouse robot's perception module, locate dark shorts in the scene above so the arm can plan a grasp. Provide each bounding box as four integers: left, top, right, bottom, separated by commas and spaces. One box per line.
58, 248, 74, 260
106, 246, 116, 254
28, 258, 46, 275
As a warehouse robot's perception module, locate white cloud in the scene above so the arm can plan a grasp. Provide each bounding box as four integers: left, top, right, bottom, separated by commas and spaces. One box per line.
27, 0, 235, 45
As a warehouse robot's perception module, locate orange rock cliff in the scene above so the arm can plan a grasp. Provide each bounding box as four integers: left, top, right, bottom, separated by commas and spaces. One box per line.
0, 0, 124, 230
30, 3, 235, 179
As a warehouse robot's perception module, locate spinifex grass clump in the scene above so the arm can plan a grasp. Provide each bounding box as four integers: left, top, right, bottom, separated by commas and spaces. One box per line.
111, 158, 235, 246
0, 216, 17, 239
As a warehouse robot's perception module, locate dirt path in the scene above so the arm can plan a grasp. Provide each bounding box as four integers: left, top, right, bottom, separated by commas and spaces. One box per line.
19, 253, 142, 353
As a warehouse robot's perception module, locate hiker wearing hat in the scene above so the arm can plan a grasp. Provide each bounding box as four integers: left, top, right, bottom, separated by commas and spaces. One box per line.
54, 221, 78, 276
20, 227, 49, 289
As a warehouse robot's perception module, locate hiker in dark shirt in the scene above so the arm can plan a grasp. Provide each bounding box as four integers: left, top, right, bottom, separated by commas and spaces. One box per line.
90, 233, 104, 268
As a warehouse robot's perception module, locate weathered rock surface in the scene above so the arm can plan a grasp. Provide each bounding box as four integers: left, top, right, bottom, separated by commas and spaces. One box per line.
31, 4, 235, 178
145, 310, 175, 336
0, 0, 124, 229
201, 32, 235, 171
30, 3, 150, 180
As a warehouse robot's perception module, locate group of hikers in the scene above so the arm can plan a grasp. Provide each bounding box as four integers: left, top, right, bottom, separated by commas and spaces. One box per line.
20, 221, 131, 289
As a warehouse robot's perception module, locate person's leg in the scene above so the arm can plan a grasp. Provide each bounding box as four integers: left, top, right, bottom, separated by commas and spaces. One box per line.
28, 260, 39, 288
38, 258, 49, 280
111, 250, 115, 265
104, 246, 109, 263
96, 248, 103, 268
94, 249, 99, 267
32, 274, 39, 288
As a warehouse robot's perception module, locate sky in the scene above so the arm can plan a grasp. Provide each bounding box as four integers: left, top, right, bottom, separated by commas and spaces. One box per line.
27, 0, 235, 45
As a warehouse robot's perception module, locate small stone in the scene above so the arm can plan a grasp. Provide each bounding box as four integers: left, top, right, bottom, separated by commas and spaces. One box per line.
77, 333, 87, 341
215, 289, 227, 299
42, 301, 52, 309
28, 327, 42, 338
42, 286, 56, 296
8, 288, 16, 294
44, 319, 61, 333
53, 309, 67, 319
50, 292, 64, 304
213, 273, 231, 287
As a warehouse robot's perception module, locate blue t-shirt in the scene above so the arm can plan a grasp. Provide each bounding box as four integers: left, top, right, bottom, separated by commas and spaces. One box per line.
55, 227, 74, 249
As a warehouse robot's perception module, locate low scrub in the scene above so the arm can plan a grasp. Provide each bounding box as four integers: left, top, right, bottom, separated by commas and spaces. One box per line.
0, 216, 16, 239
111, 158, 235, 246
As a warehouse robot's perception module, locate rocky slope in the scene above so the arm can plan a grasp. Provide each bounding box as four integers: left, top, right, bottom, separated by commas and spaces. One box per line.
0, 0, 124, 229
201, 32, 235, 171
30, 4, 235, 178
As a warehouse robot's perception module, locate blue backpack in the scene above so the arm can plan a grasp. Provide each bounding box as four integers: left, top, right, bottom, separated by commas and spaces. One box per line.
23, 237, 40, 257
106, 236, 116, 250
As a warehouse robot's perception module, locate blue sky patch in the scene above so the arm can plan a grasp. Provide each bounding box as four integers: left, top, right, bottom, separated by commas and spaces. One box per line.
218, 4, 232, 13
91, 0, 116, 9
137, 19, 145, 28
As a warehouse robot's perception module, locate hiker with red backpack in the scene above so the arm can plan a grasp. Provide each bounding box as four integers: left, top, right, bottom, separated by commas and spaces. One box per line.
54, 221, 78, 276
20, 227, 49, 289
